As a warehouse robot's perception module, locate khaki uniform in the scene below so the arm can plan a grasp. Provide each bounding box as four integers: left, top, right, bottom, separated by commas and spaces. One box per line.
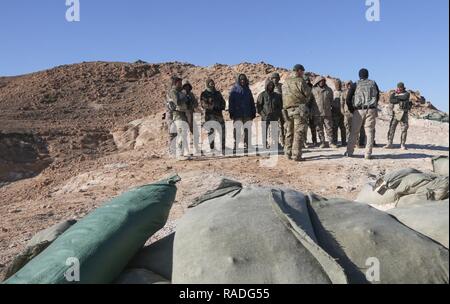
282, 73, 312, 160
167, 87, 190, 157
274, 82, 286, 147
387, 91, 411, 146
311, 81, 334, 146
346, 79, 380, 157
332, 90, 346, 145
341, 89, 353, 143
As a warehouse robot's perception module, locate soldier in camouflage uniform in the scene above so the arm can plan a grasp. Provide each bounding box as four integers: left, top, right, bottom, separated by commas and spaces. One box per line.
270, 73, 285, 148
311, 76, 334, 148
385, 82, 412, 150
167, 76, 190, 158
332, 80, 347, 147
257, 79, 283, 149
341, 81, 353, 145
200, 78, 226, 154
182, 80, 199, 134
282, 64, 312, 161
345, 68, 380, 160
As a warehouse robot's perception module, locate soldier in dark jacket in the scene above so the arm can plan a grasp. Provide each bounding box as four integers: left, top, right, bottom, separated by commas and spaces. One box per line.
229, 74, 257, 154
201, 78, 226, 154
257, 79, 283, 149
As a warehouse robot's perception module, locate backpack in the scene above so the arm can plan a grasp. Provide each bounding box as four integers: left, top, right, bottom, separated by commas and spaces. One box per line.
353, 79, 378, 108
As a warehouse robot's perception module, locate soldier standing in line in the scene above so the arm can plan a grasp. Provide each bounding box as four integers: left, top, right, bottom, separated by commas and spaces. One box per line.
282, 64, 312, 161
270, 73, 285, 149
310, 76, 334, 148
332, 80, 347, 147
345, 68, 380, 160
200, 78, 227, 155
384, 82, 412, 150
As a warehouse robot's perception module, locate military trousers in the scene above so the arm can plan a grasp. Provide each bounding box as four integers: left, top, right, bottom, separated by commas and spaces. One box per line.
387, 112, 409, 145
346, 108, 377, 157
312, 116, 333, 145
284, 108, 307, 160
332, 113, 346, 145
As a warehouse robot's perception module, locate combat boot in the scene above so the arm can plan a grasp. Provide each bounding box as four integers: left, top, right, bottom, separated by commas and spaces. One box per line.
384, 143, 394, 149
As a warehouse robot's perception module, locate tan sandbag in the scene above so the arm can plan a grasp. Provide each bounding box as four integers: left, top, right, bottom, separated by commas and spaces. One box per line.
115, 269, 170, 284
126, 233, 174, 280
308, 197, 449, 284
172, 184, 347, 284
389, 200, 449, 248
432, 156, 449, 176
356, 183, 397, 206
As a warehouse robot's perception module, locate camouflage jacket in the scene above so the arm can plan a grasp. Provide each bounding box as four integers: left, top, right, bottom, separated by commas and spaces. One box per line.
282, 73, 312, 111
200, 89, 226, 122
167, 87, 189, 121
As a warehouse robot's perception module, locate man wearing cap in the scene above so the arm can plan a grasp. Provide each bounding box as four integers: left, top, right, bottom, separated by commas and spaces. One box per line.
282, 64, 312, 161
271, 73, 285, 148
385, 82, 412, 150
345, 68, 380, 160
201, 78, 227, 154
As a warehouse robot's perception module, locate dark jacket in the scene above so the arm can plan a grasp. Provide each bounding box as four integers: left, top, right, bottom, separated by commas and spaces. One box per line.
229, 74, 257, 120
257, 80, 283, 121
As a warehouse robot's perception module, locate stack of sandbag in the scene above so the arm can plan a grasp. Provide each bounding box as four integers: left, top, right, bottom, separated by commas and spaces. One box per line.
3, 175, 180, 284
357, 167, 449, 207
172, 180, 449, 284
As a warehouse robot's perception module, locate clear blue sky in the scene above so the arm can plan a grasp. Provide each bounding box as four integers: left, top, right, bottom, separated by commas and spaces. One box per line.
0, 0, 448, 111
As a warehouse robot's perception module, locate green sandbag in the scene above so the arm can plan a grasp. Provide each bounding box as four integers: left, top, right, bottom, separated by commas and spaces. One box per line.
125, 233, 174, 280
389, 200, 449, 248
308, 197, 449, 284
4, 176, 180, 284
433, 156, 449, 176
172, 182, 347, 284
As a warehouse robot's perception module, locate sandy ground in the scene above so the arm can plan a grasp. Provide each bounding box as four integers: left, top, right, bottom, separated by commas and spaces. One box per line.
0, 115, 448, 277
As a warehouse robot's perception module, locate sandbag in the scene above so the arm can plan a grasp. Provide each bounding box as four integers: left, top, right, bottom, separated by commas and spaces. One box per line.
4, 176, 179, 284
2, 220, 77, 281
172, 183, 347, 284
27, 220, 77, 248
126, 233, 174, 280
433, 156, 449, 176
356, 183, 397, 206
375, 168, 449, 205
389, 200, 449, 248
308, 197, 449, 284
115, 269, 170, 284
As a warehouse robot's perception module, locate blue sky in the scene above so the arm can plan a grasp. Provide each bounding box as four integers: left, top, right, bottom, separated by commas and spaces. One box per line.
0, 0, 448, 111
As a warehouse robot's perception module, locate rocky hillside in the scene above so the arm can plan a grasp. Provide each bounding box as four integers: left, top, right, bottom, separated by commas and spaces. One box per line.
0, 61, 445, 185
